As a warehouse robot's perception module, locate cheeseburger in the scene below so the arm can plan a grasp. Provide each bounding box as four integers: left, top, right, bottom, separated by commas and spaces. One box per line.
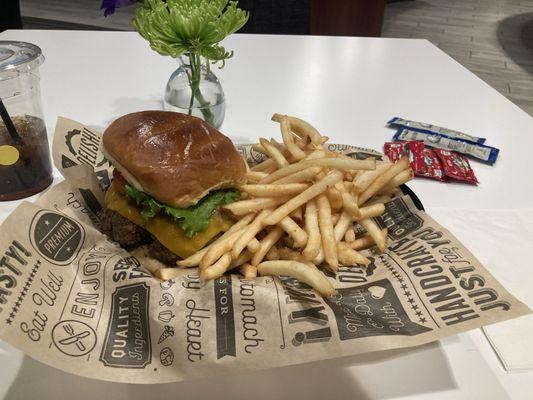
99, 111, 247, 265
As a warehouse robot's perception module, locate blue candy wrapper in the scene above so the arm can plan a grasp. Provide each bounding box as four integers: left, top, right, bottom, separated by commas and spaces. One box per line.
388, 117, 486, 144
393, 128, 499, 165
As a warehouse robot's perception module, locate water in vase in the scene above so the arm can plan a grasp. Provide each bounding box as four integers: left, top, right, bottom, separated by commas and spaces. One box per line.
163, 64, 226, 129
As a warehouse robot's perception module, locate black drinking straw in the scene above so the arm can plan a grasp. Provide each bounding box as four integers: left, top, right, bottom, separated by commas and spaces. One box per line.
0, 97, 22, 143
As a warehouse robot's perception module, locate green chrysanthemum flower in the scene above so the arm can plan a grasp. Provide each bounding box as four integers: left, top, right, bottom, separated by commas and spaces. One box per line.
133, 0, 249, 66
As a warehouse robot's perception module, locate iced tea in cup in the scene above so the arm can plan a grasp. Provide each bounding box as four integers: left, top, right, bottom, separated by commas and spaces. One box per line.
0, 41, 53, 201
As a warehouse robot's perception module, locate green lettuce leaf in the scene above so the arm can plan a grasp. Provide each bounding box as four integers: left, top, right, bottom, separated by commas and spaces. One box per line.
124, 184, 239, 238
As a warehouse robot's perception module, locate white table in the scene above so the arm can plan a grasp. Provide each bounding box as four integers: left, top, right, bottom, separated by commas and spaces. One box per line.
0, 30, 532, 400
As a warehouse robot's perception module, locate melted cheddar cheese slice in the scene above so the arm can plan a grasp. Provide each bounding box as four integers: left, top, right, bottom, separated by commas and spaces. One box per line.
105, 184, 233, 258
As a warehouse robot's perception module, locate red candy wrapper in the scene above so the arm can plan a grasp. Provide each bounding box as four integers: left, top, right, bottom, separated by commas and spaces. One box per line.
433, 148, 478, 184
384, 141, 444, 181
383, 141, 408, 163
418, 148, 445, 181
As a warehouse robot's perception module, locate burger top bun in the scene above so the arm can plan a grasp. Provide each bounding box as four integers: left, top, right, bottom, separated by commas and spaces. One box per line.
102, 111, 247, 208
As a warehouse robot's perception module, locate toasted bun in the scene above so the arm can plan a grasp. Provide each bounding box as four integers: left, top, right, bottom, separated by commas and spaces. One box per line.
102, 111, 247, 208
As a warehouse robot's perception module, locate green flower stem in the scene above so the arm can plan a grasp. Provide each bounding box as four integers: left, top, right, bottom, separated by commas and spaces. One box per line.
185, 52, 216, 125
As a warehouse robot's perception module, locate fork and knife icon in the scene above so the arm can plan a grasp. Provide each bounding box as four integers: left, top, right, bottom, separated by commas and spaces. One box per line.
59, 324, 90, 351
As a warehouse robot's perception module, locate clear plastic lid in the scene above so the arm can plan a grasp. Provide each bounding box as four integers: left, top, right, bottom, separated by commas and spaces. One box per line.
0, 41, 44, 74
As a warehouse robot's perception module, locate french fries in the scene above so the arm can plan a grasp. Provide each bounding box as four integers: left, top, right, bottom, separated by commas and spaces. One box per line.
316, 194, 338, 270
278, 247, 308, 262
356, 203, 386, 220
155, 267, 190, 280
251, 158, 276, 172
239, 263, 258, 279
327, 186, 343, 210
259, 138, 290, 168
302, 199, 321, 260
358, 157, 409, 205
252, 143, 268, 156
223, 196, 289, 215
177, 213, 255, 268
201, 253, 232, 280
200, 228, 245, 269
377, 168, 414, 195
353, 163, 392, 193
232, 209, 271, 258
247, 171, 269, 182
263, 171, 343, 225
333, 211, 352, 242
273, 166, 322, 184
278, 216, 308, 248
230, 250, 252, 269
337, 242, 370, 267
359, 218, 388, 253
240, 183, 309, 198
259, 158, 375, 184
347, 229, 387, 250
344, 223, 356, 242
257, 260, 335, 297
331, 213, 341, 225
280, 117, 307, 160
289, 207, 303, 222
341, 191, 361, 218
304, 149, 326, 161
247, 238, 261, 253
154, 114, 412, 298
272, 114, 323, 146
252, 226, 284, 266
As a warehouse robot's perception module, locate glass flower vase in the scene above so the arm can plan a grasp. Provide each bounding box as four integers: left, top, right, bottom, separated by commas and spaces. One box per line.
163, 56, 225, 129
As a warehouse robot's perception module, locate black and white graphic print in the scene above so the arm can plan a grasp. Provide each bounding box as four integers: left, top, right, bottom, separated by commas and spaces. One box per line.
30, 211, 85, 265
100, 283, 151, 368
326, 279, 432, 340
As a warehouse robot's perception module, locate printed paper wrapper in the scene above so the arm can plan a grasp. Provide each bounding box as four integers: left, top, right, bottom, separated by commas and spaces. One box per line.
0, 117, 528, 383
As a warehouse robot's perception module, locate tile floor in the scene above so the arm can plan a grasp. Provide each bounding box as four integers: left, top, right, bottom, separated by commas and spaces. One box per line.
383, 0, 533, 116
18, 0, 533, 116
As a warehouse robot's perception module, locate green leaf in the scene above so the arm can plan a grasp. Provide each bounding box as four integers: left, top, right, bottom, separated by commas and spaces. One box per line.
124, 184, 151, 204
124, 184, 239, 238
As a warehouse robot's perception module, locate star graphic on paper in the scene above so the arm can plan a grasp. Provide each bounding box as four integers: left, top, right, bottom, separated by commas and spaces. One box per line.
66, 247, 71, 252
415, 310, 423, 317
398, 277, 404, 283
44, 220, 50, 226
13, 306, 18, 313
407, 298, 415, 304
419, 317, 427, 323
6, 319, 11, 325
411, 304, 419, 310
9, 312, 15, 320
404, 291, 411, 297
15, 300, 21, 308
400, 283, 408, 290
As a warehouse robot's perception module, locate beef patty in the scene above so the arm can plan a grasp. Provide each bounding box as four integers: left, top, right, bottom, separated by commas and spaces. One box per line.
98, 208, 180, 265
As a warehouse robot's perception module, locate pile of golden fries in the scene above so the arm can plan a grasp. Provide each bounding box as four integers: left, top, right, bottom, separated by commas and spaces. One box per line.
156, 114, 414, 297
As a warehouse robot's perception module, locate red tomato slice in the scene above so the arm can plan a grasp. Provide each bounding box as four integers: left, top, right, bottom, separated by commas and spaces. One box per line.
113, 169, 127, 195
